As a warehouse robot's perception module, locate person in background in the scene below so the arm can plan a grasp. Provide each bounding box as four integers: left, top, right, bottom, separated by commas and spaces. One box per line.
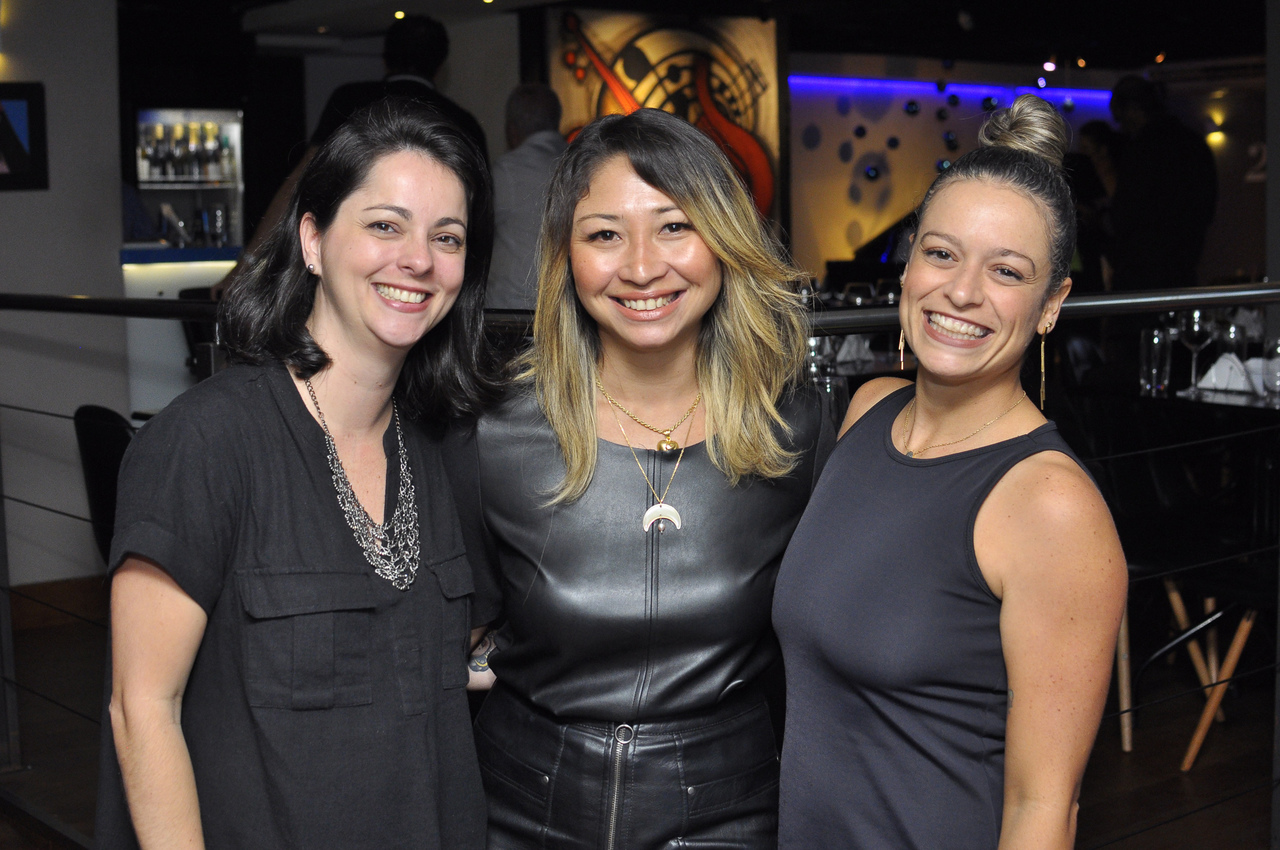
308, 14, 486, 159
454, 108, 832, 849
94, 99, 499, 849
1107, 74, 1216, 292
1056, 119, 1121, 385
216, 14, 486, 296
485, 83, 567, 311
773, 95, 1126, 849
1065, 119, 1121, 296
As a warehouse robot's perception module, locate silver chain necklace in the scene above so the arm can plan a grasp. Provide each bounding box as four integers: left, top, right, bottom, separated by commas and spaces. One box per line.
305, 379, 420, 590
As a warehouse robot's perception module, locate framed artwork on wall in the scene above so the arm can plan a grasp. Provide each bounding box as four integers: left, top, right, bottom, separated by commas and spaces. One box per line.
0, 83, 49, 191
547, 9, 780, 220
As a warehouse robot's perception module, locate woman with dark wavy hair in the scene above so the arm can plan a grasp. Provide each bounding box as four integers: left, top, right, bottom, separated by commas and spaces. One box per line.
95, 99, 499, 849
456, 108, 833, 849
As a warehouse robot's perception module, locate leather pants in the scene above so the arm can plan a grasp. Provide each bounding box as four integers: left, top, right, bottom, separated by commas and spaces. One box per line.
475, 684, 779, 850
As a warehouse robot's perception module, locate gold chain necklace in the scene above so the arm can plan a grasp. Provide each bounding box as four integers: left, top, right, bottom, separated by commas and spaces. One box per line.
595, 379, 702, 452
602, 390, 696, 532
901, 391, 1027, 458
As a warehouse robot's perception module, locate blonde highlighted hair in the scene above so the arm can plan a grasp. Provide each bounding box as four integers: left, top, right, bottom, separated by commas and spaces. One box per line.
519, 109, 809, 504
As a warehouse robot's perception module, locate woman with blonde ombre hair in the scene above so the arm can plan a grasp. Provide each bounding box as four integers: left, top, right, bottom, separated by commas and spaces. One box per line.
451, 108, 833, 849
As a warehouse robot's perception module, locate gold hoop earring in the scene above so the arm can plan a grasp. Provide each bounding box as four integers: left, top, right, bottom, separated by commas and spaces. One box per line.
899, 329, 905, 371
1039, 322, 1052, 410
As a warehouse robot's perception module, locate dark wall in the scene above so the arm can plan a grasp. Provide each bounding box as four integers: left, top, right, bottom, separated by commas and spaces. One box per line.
117, 1, 307, 236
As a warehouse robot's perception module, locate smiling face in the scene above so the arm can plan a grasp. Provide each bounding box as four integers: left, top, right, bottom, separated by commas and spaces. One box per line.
900, 178, 1070, 387
569, 155, 722, 362
301, 149, 469, 366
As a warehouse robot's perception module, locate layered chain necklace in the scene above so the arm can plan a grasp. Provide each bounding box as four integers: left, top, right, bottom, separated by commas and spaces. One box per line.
901, 391, 1027, 459
597, 380, 701, 532
595, 379, 702, 452
305, 380, 420, 590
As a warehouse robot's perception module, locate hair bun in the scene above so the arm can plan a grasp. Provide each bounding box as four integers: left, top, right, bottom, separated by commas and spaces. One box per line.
977, 94, 1068, 168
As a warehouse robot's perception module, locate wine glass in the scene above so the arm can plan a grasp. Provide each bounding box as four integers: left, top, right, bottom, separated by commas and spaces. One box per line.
1216, 319, 1245, 360
1262, 338, 1280, 407
1178, 310, 1215, 398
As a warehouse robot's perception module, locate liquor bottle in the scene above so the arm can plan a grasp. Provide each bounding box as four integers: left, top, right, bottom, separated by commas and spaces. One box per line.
189, 206, 208, 247
149, 123, 169, 180
136, 125, 153, 182
210, 204, 227, 247
202, 122, 221, 181
219, 134, 236, 183
170, 123, 188, 179
187, 121, 202, 180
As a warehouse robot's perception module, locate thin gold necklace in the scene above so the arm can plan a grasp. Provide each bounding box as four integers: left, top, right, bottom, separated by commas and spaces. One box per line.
602, 390, 697, 532
595, 379, 702, 452
901, 391, 1027, 458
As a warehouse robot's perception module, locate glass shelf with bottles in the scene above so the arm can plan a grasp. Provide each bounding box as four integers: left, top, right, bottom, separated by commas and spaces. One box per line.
135, 108, 245, 248
135, 108, 243, 188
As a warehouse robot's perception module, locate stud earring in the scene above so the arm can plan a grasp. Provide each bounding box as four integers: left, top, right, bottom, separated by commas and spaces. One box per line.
307, 264, 315, 274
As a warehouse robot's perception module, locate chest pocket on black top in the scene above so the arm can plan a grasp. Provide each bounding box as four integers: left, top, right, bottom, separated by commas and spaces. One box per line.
427, 555, 473, 690
236, 570, 374, 710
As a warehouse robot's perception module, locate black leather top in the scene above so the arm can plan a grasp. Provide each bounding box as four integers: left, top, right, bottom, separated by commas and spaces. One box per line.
454, 385, 833, 723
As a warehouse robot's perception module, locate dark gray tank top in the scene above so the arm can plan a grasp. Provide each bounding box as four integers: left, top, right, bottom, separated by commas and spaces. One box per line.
773, 385, 1086, 849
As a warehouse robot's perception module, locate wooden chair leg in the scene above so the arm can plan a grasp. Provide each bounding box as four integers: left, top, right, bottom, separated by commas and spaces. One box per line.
1204, 596, 1220, 713
1181, 609, 1256, 772
1203, 596, 1213, 675
1116, 607, 1133, 752
1163, 579, 1226, 721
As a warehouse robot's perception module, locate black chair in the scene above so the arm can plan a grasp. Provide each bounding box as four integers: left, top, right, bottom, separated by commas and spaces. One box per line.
178, 286, 220, 381
1050, 390, 1266, 756
73, 405, 136, 565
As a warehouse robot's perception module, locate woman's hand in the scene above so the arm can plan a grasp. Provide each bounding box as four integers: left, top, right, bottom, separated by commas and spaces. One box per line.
110, 557, 209, 849
976, 453, 1127, 850
467, 626, 497, 691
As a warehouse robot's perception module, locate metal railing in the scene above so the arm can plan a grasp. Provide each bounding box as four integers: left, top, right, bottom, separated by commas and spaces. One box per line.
4, 280, 1278, 332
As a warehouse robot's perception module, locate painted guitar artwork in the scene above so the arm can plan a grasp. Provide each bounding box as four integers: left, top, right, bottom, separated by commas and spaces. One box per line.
561, 12, 776, 217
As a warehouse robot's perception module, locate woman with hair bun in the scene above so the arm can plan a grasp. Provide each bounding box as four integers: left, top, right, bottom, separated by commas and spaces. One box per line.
773, 94, 1126, 849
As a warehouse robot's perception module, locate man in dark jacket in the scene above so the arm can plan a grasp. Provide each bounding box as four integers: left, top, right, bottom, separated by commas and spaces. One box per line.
1107, 75, 1217, 291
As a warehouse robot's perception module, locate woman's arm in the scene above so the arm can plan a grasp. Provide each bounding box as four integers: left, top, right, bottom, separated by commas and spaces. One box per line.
976, 454, 1127, 850
109, 557, 209, 849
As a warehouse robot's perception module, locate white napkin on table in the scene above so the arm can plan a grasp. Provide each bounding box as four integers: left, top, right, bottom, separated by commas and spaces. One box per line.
1197, 353, 1251, 392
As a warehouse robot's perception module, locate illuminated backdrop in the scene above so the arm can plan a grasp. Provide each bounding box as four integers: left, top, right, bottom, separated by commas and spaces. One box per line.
787, 75, 1112, 281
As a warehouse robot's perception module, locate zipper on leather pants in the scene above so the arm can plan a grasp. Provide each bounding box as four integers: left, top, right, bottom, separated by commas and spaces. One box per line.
605, 724, 634, 850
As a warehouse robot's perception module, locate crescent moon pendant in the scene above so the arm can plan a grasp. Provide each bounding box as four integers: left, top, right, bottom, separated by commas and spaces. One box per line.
642, 502, 682, 532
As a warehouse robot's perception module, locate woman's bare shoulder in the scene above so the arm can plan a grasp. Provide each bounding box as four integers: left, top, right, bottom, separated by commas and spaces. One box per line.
839, 377, 912, 438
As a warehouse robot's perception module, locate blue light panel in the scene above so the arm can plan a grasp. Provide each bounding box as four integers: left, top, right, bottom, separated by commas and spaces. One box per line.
788, 75, 1111, 109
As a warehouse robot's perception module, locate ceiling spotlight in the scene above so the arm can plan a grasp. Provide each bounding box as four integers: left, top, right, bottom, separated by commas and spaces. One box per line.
1043, 59, 1056, 73
1155, 51, 1167, 63
394, 10, 405, 19
317, 25, 328, 33
1036, 77, 1047, 88
1076, 57, 1086, 68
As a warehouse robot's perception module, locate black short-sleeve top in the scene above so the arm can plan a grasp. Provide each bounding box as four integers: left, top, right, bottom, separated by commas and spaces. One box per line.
92, 362, 495, 850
